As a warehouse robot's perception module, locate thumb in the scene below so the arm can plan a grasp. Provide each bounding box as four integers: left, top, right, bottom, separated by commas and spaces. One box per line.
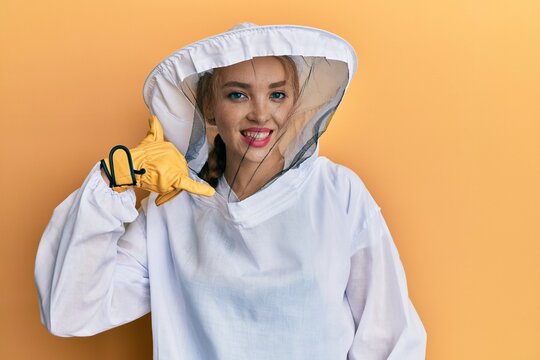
180, 177, 216, 197
155, 189, 182, 206
154, 179, 215, 206
141, 115, 165, 144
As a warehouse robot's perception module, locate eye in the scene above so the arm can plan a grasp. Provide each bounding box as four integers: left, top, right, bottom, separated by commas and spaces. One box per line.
271, 91, 287, 100
227, 92, 246, 100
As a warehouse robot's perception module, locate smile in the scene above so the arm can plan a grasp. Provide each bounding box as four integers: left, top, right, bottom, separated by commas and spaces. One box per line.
240, 128, 273, 148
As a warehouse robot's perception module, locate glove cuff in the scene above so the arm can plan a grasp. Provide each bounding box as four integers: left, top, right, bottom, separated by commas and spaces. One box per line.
101, 145, 146, 190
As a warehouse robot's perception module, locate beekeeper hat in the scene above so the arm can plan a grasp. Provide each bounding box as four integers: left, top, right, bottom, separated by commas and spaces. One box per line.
142, 22, 357, 179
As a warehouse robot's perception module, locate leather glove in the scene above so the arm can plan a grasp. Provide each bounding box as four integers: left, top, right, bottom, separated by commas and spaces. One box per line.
101, 115, 215, 206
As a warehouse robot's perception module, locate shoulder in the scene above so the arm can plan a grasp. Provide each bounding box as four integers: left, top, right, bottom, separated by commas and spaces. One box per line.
312, 156, 381, 226
312, 156, 370, 200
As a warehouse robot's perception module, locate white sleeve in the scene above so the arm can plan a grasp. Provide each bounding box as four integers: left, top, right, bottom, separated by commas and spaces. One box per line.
34, 162, 151, 337
346, 207, 427, 359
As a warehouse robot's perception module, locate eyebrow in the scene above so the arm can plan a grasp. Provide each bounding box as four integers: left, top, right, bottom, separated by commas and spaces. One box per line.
222, 80, 287, 89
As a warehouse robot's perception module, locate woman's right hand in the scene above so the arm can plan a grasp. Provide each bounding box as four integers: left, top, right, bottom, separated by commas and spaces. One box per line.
100, 115, 215, 205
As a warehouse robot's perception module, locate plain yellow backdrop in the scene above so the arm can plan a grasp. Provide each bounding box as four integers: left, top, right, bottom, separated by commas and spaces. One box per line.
1, 0, 539, 359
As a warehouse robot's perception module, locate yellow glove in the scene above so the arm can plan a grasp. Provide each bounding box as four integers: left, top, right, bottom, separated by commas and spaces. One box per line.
101, 115, 215, 206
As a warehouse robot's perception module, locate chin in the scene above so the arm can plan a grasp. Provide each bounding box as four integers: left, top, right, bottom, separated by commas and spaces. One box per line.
237, 148, 282, 167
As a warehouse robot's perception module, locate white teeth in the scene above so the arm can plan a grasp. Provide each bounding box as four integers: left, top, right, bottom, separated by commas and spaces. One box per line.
242, 131, 270, 140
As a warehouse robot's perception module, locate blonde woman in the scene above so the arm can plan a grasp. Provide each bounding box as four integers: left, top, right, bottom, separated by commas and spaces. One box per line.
35, 23, 426, 359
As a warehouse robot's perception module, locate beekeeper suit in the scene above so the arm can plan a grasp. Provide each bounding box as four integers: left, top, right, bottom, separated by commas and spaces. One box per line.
34, 23, 427, 359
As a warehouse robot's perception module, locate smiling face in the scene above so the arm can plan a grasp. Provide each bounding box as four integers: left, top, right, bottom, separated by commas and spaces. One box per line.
208, 56, 297, 187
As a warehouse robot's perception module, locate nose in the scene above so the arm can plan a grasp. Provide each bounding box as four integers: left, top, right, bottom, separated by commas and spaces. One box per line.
247, 96, 272, 124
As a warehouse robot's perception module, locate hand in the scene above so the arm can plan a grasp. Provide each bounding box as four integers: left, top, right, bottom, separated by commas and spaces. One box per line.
101, 116, 215, 205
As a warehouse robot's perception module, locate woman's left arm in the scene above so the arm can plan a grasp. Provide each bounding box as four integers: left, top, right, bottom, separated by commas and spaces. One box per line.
345, 207, 427, 359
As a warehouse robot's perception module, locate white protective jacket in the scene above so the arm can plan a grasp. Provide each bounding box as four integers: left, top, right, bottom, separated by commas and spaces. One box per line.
35, 23, 427, 359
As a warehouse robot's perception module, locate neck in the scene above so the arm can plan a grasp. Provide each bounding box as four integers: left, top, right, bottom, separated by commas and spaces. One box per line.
224, 155, 284, 200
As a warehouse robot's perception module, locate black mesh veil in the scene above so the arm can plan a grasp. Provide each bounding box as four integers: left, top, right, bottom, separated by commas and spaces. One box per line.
143, 24, 356, 201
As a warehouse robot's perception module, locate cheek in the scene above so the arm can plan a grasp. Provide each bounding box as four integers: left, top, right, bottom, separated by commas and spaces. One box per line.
214, 104, 248, 129
274, 102, 295, 125
214, 115, 238, 139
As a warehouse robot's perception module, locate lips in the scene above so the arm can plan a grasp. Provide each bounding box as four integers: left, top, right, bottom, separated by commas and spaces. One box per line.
240, 128, 273, 148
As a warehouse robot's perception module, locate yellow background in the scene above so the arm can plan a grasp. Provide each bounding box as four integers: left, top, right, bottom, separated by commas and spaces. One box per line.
1, 0, 539, 359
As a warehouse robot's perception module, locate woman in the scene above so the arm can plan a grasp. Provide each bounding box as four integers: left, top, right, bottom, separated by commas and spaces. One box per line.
35, 23, 427, 359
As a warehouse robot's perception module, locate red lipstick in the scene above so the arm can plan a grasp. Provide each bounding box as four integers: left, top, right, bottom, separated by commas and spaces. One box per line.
240, 128, 273, 148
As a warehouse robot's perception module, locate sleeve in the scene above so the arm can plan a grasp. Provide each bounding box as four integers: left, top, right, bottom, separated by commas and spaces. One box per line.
34, 162, 151, 337
345, 194, 427, 359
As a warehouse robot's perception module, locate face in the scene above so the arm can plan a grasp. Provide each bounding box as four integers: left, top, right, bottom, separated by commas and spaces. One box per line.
209, 56, 295, 174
